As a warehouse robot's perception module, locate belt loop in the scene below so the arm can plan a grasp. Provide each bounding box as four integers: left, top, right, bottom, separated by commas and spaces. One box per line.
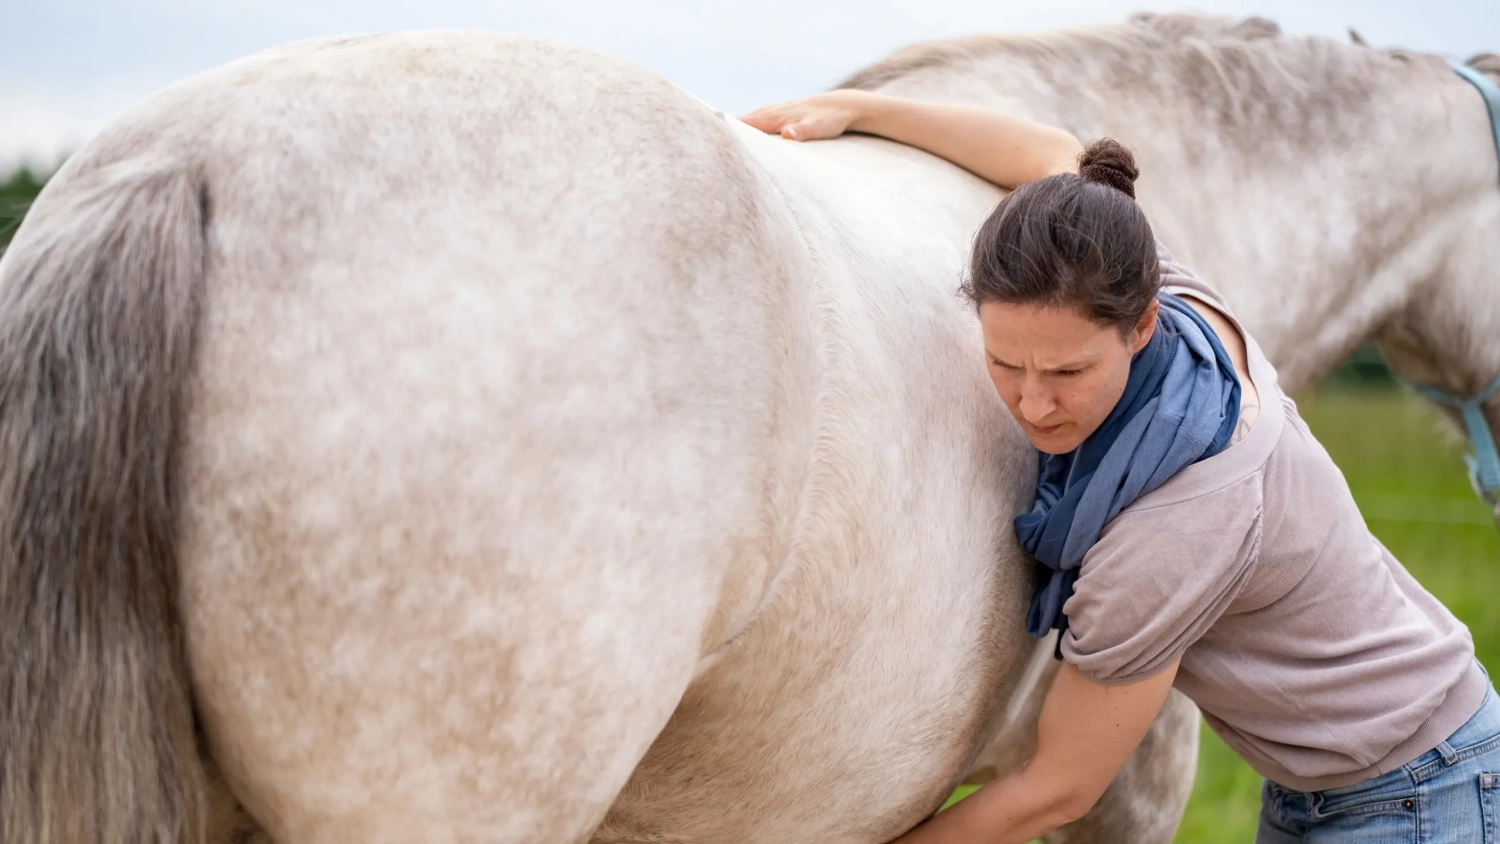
1437, 739, 1459, 766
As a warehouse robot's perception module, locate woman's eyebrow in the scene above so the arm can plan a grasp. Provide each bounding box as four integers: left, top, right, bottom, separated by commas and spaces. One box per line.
988, 352, 1094, 372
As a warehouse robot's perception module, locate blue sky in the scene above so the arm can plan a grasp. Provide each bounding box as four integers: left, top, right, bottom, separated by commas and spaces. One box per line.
2, 1, 1496, 170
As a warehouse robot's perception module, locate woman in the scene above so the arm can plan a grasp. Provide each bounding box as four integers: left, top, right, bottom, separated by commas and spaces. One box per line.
739, 91, 1500, 843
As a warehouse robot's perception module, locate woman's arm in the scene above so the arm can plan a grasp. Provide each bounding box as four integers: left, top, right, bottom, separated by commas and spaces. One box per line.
738, 90, 1082, 189
892, 660, 1180, 844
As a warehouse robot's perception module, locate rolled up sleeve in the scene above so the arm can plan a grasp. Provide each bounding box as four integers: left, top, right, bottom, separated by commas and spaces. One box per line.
1156, 240, 1239, 317
1060, 472, 1264, 684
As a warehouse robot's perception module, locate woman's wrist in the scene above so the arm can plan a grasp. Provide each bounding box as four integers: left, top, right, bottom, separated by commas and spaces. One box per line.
844, 90, 901, 136
823, 90, 1083, 189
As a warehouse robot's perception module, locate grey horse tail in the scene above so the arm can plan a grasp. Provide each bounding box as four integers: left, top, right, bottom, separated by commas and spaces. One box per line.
0, 158, 209, 843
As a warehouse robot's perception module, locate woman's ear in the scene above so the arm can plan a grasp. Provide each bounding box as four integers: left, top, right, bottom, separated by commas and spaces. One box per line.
1130, 299, 1159, 354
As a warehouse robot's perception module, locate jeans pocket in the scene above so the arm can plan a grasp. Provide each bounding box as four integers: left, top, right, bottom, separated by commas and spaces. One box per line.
1483, 773, 1498, 844
1312, 769, 1418, 819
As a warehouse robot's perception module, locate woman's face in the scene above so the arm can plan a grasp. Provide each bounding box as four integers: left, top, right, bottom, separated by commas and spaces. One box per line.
978, 299, 1157, 455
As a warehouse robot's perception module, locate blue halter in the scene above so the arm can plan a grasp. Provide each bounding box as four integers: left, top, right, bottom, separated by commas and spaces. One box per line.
1408, 373, 1500, 506
1453, 62, 1500, 173
1403, 61, 1500, 508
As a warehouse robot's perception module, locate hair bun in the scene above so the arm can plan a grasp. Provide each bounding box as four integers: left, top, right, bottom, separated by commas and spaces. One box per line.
1078, 138, 1140, 199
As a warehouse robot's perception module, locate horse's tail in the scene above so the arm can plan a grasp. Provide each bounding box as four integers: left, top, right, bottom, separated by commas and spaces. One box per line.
0, 158, 209, 843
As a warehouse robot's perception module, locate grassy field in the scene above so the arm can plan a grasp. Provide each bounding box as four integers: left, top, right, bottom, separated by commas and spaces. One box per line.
1173, 385, 1500, 842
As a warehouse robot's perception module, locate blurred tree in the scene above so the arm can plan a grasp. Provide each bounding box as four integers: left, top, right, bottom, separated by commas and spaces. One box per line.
1323, 343, 1395, 389
1, 165, 50, 252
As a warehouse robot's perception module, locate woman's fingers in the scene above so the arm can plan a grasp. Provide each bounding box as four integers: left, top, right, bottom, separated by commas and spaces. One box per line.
738, 111, 781, 134
738, 94, 858, 142
737, 110, 843, 142
782, 115, 845, 141
738, 106, 797, 136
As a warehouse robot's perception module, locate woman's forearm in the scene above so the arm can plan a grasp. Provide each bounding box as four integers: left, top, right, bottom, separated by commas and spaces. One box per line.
894, 663, 1180, 844
893, 765, 1080, 844
848, 94, 1083, 189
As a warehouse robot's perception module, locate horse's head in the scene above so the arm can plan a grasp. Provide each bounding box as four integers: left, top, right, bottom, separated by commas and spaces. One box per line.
1377, 52, 1500, 529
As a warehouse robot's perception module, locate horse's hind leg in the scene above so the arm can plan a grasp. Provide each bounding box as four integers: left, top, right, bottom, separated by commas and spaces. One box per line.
205, 750, 272, 844
1043, 690, 1200, 843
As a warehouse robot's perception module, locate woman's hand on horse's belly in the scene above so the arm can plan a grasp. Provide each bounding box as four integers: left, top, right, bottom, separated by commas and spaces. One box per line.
891, 660, 1181, 844
738, 89, 877, 141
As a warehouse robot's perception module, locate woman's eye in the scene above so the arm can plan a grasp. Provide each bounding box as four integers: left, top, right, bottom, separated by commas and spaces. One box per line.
1056, 369, 1084, 377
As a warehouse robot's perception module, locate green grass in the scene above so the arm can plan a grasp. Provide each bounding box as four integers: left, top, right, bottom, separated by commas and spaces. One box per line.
1174, 386, 1500, 842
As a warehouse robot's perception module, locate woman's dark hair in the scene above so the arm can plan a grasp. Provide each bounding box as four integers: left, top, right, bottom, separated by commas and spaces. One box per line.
961, 138, 1159, 336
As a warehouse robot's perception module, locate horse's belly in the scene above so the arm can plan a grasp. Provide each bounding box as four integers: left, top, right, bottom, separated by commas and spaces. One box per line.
590, 178, 1042, 839
595, 535, 1034, 843
579, 141, 1050, 839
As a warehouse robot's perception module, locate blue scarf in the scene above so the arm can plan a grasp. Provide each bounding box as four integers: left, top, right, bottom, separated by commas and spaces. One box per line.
1018, 292, 1241, 640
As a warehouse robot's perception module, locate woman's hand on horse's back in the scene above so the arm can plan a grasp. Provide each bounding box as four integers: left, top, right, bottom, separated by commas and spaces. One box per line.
738, 90, 875, 141
740, 91, 1080, 190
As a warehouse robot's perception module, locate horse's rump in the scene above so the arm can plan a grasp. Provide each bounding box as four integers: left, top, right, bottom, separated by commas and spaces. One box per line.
142, 33, 821, 842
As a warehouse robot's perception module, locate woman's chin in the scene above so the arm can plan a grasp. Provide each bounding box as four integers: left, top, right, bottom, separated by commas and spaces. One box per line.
1026, 427, 1083, 454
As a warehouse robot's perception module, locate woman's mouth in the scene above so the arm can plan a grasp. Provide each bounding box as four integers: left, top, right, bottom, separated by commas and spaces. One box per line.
1030, 422, 1064, 436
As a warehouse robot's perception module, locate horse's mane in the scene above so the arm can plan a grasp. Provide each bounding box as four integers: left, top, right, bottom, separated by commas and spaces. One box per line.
1470, 52, 1500, 81
836, 12, 1494, 93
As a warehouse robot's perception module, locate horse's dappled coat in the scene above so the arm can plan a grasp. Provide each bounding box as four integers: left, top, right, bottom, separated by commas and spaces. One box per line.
0, 13, 1497, 844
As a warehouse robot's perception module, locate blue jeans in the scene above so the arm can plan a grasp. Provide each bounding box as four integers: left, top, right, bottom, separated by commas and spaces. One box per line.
1257, 681, 1500, 842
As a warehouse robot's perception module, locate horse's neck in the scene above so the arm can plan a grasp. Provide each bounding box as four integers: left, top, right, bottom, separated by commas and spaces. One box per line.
861, 34, 1493, 394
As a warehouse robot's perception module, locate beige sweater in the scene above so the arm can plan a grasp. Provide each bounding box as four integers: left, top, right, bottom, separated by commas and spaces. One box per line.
1058, 246, 1489, 792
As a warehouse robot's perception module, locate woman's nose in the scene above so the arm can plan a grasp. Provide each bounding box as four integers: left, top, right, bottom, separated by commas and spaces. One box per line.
1018, 379, 1056, 423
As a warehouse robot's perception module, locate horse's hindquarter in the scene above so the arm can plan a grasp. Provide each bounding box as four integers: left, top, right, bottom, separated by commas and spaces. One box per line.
596, 129, 1042, 842
156, 32, 821, 843
86, 30, 1040, 843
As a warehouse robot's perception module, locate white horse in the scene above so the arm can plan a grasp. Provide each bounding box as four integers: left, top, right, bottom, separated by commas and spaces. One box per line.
1, 13, 1495, 844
